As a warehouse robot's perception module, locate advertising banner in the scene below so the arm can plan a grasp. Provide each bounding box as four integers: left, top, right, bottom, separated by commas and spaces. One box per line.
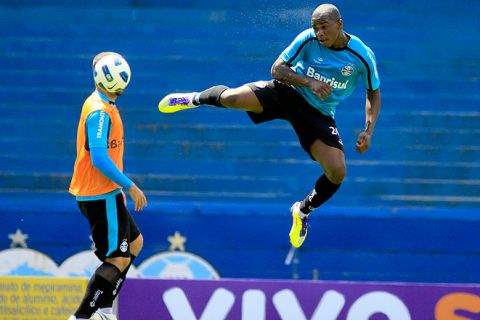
0, 276, 87, 320
119, 278, 480, 320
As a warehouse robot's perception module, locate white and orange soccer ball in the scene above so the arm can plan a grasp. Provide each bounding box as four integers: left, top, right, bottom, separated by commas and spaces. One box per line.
93, 54, 131, 94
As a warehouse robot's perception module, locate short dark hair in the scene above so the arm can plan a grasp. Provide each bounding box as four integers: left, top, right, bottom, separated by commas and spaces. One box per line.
312, 4, 341, 22
92, 51, 123, 69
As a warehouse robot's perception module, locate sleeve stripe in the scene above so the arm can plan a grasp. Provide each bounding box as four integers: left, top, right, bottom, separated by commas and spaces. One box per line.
345, 47, 373, 90
106, 118, 112, 142
285, 37, 317, 65
84, 122, 89, 151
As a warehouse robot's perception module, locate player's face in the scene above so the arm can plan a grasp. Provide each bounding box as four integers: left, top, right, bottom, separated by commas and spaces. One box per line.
312, 19, 341, 48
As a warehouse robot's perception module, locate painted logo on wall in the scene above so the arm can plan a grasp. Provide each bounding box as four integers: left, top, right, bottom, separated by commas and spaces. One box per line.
1, 229, 218, 279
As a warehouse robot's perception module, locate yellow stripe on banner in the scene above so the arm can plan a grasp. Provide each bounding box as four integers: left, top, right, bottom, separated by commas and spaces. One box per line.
0, 276, 88, 320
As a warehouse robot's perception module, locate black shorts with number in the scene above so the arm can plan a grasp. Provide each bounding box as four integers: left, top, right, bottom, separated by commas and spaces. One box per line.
77, 192, 141, 261
246, 80, 344, 158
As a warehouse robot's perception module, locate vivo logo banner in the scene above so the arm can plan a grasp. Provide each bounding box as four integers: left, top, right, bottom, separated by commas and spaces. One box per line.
119, 279, 480, 320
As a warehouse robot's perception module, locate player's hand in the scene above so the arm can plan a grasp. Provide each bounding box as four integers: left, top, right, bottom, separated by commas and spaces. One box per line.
309, 79, 333, 100
355, 131, 371, 154
128, 183, 147, 212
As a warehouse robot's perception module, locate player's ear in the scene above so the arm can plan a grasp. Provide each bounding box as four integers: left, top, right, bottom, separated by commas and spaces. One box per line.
337, 19, 343, 30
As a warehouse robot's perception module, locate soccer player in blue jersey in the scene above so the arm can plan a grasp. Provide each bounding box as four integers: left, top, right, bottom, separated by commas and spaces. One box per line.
158, 4, 381, 248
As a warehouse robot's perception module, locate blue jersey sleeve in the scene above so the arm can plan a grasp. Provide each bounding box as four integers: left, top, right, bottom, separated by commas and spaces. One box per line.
280, 29, 316, 66
90, 147, 133, 190
361, 48, 380, 91
86, 111, 133, 190
86, 110, 110, 149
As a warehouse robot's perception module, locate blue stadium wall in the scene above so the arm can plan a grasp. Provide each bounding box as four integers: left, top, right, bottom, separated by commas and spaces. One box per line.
1, 0, 479, 282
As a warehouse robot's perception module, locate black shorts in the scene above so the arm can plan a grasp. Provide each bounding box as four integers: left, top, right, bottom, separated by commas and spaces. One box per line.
77, 192, 141, 261
247, 80, 344, 158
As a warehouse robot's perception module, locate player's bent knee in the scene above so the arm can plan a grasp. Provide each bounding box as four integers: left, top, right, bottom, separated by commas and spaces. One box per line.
106, 256, 131, 272
327, 166, 346, 185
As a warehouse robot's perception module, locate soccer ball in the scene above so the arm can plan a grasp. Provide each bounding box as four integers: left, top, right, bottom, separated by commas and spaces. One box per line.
93, 54, 131, 94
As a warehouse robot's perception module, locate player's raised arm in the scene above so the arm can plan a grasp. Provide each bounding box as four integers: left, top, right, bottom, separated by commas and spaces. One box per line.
271, 57, 333, 101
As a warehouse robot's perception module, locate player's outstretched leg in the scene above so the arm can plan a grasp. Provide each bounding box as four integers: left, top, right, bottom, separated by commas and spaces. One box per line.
158, 85, 230, 113
289, 201, 309, 248
158, 92, 199, 113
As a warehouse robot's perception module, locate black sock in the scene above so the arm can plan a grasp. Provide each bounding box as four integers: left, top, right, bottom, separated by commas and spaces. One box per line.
74, 262, 121, 318
300, 174, 341, 215
195, 85, 229, 107
101, 255, 137, 309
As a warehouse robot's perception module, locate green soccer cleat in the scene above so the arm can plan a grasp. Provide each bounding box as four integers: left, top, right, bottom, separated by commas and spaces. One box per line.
158, 92, 199, 113
289, 202, 309, 248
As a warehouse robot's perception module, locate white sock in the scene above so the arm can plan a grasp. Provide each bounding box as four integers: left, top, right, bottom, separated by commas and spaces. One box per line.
192, 92, 200, 105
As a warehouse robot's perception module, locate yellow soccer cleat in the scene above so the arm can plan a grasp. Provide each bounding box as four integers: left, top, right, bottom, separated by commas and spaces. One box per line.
158, 92, 199, 113
289, 202, 309, 248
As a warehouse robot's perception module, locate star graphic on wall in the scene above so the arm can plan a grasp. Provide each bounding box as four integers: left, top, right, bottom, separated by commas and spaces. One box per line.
167, 231, 187, 252
8, 229, 29, 248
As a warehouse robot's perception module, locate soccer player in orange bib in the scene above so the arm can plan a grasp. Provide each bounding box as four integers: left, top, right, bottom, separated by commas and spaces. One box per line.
69, 52, 147, 320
